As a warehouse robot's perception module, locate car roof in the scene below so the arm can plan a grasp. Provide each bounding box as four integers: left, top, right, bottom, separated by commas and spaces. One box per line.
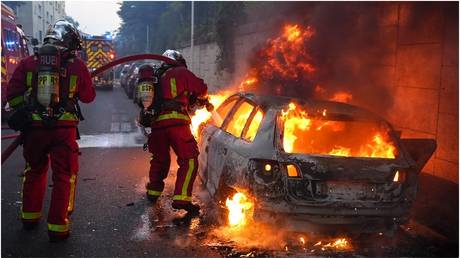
236, 92, 387, 122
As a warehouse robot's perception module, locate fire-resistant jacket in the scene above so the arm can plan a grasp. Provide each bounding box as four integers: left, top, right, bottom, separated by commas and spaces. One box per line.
7, 54, 95, 127
152, 64, 208, 129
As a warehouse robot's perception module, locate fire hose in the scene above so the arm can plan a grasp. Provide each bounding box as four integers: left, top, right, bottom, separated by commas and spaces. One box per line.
1, 53, 178, 165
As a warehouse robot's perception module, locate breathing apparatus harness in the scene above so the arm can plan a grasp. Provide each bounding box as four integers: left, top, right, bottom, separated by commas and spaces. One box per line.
137, 62, 213, 130
7, 44, 84, 131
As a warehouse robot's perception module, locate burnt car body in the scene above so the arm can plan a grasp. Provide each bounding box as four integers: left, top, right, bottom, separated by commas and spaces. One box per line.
197, 93, 436, 234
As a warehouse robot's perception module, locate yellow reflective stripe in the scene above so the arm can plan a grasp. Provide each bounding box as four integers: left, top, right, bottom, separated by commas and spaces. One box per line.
173, 195, 192, 202
26, 72, 33, 88
1, 66, 6, 75
9, 95, 24, 107
22, 211, 41, 220
170, 77, 177, 97
181, 159, 195, 197
147, 190, 162, 196
67, 175, 77, 213
59, 112, 78, 121
69, 75, 78, 98
31, 114, 41, 120
48, 220, 70, 232
31, 112, 78, 121
155, 111, 190, 122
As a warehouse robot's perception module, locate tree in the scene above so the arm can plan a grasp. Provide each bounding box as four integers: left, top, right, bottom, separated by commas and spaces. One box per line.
114, 1, 246, 73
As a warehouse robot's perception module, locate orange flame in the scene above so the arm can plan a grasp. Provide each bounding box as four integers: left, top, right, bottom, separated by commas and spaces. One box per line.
239, 24, 316, 92
330, 91, 353, 103
225, 192, 253, 227
281, 102, 397, 159
316, 238, 352, 251
190, 93, 229, 137
281, 103, 311, 153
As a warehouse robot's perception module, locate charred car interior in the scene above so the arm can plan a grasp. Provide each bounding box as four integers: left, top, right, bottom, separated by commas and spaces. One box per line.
197, 92, 436, 234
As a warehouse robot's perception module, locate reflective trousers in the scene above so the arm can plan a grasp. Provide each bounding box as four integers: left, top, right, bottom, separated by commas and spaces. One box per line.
147, 124, 199, 205
21, 128, 79, 234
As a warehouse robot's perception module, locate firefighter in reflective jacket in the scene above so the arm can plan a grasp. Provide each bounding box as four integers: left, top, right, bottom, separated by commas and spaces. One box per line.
146, 50, 208, 215
6, 20, 95, 241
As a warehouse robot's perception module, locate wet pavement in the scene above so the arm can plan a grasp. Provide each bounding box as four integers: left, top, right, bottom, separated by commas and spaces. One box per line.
2, 84, 458, 257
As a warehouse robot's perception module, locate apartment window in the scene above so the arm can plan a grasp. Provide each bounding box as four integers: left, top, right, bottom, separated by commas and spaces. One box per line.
38, 31, 42, 42
50, 15, 53, 22
46, 11, 49, 21
38, 5, 42, 14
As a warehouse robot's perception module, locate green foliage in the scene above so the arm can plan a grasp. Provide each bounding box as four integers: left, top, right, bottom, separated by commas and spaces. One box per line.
115, 1, 190, 57
215, 2, 246, 73
115, 1, 246, 72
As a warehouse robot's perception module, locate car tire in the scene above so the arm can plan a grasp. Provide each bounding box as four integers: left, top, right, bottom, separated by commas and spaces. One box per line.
213, 180, 238, 225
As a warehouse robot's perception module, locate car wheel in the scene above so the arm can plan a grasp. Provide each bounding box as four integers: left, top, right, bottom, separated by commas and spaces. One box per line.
213, 179, 237, 225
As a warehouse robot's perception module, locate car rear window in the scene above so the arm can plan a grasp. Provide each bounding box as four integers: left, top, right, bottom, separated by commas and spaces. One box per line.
281, 104, 397, 159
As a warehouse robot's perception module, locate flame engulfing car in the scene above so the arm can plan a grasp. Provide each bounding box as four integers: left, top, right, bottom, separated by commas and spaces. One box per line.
197, 93, 436, 234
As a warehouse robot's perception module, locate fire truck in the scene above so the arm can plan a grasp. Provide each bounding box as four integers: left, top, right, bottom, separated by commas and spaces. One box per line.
81, 34, 116, 90
1, 3, 31, 111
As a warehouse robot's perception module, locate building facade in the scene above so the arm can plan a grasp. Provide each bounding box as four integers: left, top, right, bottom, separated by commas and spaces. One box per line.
10, 1, 66, 51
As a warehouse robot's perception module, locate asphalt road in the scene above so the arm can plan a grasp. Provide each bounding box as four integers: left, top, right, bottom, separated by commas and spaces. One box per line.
1, 84, 458, 257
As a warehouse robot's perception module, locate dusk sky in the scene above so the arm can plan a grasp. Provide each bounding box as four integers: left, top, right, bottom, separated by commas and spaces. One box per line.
65, 0, 122, 35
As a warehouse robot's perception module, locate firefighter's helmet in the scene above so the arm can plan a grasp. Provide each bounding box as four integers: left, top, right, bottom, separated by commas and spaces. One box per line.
137, 64, 155, 109
138, 64, 155, 80
44, 20, 82, 51
162, 49, 186, 66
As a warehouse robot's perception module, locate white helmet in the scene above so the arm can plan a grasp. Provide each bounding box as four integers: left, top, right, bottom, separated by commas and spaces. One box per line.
162, 49, 186, 65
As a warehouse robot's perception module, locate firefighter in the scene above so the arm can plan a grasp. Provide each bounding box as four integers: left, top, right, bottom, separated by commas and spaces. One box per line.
145, 50, 208, 216
6, 20, 95, 242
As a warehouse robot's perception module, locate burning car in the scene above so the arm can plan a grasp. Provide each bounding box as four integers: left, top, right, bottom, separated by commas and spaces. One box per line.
197, 92, 436, 234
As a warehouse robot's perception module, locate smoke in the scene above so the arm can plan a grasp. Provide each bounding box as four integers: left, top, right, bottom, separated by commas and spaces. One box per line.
240, 2, 399, 116
307, 3, 395, 115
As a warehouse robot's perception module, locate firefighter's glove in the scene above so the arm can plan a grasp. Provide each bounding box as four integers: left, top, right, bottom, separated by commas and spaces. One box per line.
139, 110, 154, 128
205, 102, 214, 112
7, 106, 32, 131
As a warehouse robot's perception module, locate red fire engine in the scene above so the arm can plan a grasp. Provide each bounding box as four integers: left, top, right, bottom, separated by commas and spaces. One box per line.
1, 3, 30, 111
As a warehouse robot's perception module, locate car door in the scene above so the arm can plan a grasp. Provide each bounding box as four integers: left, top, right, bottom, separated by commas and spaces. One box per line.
198, 96, 240, 195
205, 99, 264, 196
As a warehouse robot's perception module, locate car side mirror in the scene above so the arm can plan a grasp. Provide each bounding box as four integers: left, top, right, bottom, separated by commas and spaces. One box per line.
31, 38, 39, 46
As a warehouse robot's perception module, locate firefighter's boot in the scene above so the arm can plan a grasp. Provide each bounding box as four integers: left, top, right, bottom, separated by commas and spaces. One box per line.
48, 230, 70, 242
146, 193, 159, 204
22, 219, 39, 230
172, 201, 200, 217
145, 183, 160, 204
